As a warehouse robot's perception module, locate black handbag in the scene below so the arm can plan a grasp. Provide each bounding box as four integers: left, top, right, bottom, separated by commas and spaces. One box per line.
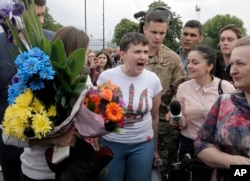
45, 137, 113, 181
218, 79, 223, 95
165, 157, 212, 181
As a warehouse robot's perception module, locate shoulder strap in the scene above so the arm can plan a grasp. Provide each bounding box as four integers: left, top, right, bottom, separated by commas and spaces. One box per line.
218, 79, 223, 95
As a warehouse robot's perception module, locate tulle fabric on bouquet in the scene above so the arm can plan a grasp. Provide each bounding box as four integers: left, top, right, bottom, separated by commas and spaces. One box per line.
74, 102, 110, 137
47, 87, 109, 138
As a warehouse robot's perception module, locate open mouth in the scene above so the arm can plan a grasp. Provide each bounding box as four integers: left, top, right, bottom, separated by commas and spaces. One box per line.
137, 62, 145, 67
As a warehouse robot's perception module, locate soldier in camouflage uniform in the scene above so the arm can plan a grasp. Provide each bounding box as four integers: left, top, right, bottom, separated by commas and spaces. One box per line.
143, 9, 187, 178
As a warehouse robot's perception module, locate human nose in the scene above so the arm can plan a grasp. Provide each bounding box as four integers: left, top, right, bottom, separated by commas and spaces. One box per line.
155, 33, 161, 40
39, 16, 44, 25
229, 64, 237, 76
185, 34, 191, 40
187, 62, 192, 68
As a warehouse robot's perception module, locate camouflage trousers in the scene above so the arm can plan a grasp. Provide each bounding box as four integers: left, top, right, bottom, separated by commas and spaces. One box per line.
158, 119, 180, 179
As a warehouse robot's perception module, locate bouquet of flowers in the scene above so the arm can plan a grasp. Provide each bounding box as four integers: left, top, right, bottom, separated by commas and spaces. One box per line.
80, 80, 126, 135
0, 0, 90, 140
1, 0, 126, 140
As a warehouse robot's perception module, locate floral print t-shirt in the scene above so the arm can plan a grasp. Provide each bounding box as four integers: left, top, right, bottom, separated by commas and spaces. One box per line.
194, 91, 250, 181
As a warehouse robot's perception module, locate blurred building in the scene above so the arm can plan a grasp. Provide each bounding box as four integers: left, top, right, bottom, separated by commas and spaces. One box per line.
89, 39, 118, 51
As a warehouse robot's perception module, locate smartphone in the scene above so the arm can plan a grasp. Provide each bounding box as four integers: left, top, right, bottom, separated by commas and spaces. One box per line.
94, 57, 99, 64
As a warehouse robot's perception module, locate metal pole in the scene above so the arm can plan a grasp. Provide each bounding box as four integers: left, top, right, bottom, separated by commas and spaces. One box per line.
85, 0, 87, 32
103, 0, 105, 49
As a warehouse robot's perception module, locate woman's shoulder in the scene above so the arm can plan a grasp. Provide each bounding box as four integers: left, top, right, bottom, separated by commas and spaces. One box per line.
101, 66, 120, 75
144, 69, 162, 82
218, 77, 236, 93
178, 79, 193, 88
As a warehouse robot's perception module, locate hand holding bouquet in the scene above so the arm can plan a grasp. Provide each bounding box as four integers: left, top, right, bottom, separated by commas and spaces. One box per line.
74, 80, 126, 137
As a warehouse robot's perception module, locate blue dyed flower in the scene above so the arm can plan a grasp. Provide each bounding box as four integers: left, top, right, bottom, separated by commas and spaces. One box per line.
29, 79, 45, 90
8, 47, 55, 104
8, 82, 27, 104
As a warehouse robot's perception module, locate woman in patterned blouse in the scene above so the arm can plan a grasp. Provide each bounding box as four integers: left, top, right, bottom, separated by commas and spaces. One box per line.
194, 36, 250, 181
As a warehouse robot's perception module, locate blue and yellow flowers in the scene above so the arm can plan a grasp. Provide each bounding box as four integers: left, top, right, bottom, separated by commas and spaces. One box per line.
8, 47, 55, 104
2, 48, 57, 140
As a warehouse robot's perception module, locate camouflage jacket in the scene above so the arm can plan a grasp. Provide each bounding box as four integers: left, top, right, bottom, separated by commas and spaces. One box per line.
146, 44, 187, 119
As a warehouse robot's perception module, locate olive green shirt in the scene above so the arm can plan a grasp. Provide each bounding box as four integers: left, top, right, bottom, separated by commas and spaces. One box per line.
146, 44, 187, 119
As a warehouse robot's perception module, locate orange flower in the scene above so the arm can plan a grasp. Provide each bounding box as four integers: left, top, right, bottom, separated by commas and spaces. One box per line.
106, 102, 123, 122
84, 98, 89, 107
100, 89, 113, 102
89, 93, 101, 105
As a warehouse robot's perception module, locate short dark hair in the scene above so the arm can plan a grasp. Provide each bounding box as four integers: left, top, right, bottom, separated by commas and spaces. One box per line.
119, 32, 149, 52
144, 10, 169, 26
184, 20, 203, 35
190, 45, 216, 74
220, 24, 242, 39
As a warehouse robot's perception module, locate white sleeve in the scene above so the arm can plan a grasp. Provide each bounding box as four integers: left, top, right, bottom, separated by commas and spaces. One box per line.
2, 134, 29, 147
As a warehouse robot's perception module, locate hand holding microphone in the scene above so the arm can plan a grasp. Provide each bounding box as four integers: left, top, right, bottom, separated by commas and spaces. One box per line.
169, 100, 182, 127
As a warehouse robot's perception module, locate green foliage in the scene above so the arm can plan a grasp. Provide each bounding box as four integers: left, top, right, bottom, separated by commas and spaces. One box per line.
148, 1, 167, 11
112, 18, 139, 45
112, 1, 183, 50
8, 0, 87, 121
202, 14, 247, 48
43, 6, 62, 31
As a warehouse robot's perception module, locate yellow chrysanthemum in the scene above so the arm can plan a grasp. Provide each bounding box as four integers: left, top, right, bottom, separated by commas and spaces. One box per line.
15, 89, 33, 106
11, 118, 28, 136
106, 102, 123, 122
14, 104, 32, 121
32, 97, 45, 113
2, 119, 12, 135
4, 105, 16, 121
3, 117, 28, 141
47, 105, 56, 117
31, 113, 53, 139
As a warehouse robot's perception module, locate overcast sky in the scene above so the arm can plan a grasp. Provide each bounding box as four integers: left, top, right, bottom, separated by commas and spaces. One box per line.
29, 0, 250, 42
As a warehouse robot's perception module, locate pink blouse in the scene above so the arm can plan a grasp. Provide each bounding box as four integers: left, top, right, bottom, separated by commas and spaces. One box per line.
176, 77, 235, 140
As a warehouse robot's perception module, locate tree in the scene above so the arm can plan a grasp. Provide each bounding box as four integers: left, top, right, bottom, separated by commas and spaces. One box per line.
112, 1, 183, 50
112, 18, 139, 45
43, 7, 63, 31
202, 14, 247, 48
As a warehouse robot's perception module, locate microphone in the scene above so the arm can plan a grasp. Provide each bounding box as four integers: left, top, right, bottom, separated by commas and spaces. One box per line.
170, 100, 182, 124
134, 11, 146, 19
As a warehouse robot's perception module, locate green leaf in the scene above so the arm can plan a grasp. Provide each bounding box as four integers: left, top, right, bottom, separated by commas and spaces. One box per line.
61, 96, 68, 108
68, 48, 85, 82
60, 79, 72, 94
63, 65, 72, 83
71, 83, 86, 96
6, 20, 27, 52
22, 8, 43, 48
50, 39, 67, 70
40, 37, 52, 55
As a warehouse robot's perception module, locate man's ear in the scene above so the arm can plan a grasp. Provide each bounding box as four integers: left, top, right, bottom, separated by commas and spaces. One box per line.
199, 35, 204, 44
119, 51, 126, 61
142, 25, 146, 34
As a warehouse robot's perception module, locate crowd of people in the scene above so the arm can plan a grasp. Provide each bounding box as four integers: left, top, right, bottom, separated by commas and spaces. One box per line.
0, 1, 250, 181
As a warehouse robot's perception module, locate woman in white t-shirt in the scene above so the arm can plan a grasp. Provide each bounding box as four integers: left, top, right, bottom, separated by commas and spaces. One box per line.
97, 32, 162, 181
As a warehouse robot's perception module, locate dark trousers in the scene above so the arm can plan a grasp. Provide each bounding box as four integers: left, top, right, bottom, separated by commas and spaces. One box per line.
178, 135, 212, 181
178, 134, 195, 162
0, 129, 23, 181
